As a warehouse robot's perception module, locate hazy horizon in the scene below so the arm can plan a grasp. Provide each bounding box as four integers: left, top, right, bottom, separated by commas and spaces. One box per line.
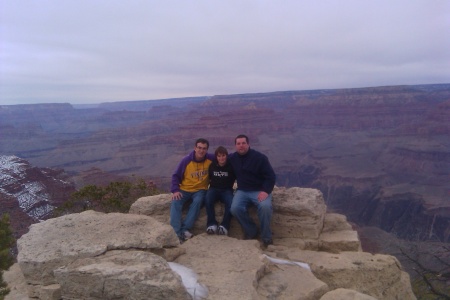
2, 82, 450, 107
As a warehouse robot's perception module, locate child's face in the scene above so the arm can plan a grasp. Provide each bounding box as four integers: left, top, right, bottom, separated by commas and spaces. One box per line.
217, 153, 227, 166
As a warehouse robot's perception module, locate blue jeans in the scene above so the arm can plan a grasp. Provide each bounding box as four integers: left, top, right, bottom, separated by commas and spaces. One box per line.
230, 190, 273, 242
205, 187, 234, 230
170, 189, 206, 237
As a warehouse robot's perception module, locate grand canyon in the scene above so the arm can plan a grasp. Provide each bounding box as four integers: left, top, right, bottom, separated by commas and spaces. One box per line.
1, 84, 449, 296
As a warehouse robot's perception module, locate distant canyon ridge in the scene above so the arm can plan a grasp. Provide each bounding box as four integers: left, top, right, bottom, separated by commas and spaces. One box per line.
0, 84, 449, 243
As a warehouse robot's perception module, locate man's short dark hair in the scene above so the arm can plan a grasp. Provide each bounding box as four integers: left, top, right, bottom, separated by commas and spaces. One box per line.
235, 134, 249, 144
214, 146, 228, 157
195, 138, 209, 149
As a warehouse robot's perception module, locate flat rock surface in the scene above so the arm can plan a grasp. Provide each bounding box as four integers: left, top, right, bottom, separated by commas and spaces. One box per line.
176, 234, 265, 299
176, 234, 331, 300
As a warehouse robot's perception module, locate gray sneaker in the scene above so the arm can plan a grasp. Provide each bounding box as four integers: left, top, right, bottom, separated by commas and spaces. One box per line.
206, 225, 218, 235
183, 230, 194, 239
218, 226, 228, 236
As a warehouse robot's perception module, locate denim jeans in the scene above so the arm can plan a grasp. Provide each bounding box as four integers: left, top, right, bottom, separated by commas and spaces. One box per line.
205, 187, 234, 230
170, 189, 206, 237
230, 190, 273, 242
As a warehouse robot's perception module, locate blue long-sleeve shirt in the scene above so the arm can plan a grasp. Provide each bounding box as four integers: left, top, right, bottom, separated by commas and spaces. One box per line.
228, 148, 276, 194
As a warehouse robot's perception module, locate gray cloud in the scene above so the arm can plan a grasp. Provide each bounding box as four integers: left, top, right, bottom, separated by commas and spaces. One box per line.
1, 0, 449, 105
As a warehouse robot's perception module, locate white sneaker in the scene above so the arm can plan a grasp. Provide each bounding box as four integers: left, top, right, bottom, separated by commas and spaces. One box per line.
206, 225, 218, 235
218, 226, 228, 236
183, 230, 193, 239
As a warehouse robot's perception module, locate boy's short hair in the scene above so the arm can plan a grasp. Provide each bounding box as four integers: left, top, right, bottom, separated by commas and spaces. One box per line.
214, 146, 228, 156
195, 138, 209, 149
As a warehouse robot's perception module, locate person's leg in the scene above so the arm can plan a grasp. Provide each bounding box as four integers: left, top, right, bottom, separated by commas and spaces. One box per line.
170, 190, 191, 237
230, 190, 258, 239
205, 188, 219, 228
219, 189, 234, 231
182, 189, 206, 232
256, 193, 273, 243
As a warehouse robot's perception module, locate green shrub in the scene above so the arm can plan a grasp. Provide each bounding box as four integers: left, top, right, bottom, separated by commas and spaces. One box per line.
0, 214, 15, 299
56, 178, 162, 215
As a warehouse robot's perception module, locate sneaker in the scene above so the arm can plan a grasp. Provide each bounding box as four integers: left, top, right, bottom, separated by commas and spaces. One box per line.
206, 225, 218, 235
218, 225, 228, 236
183, 230, 194, 239
244, 233, 258, 240
263, 239, 273, 248
178, 235, 186, 244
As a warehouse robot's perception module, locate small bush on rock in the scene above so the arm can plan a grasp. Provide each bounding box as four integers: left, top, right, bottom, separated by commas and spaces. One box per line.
0, 214, 15, 299
56, 178, 162, 215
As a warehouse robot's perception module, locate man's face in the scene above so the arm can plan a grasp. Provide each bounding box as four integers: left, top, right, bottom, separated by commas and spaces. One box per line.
194, 142, 208, 160
235, 137, 249, 155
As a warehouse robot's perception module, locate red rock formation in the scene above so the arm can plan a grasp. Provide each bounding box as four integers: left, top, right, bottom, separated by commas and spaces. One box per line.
0, 156, 76, 237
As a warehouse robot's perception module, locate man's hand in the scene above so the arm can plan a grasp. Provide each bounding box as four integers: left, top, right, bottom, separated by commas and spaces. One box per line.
257, 191, 268, 202
172, 192, 182, 200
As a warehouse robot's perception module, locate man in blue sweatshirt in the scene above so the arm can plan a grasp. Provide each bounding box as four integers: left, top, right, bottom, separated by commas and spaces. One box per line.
229, 134, 276, 247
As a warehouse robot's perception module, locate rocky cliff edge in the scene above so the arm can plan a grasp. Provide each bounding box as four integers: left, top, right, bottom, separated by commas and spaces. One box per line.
4, 187, 416, 300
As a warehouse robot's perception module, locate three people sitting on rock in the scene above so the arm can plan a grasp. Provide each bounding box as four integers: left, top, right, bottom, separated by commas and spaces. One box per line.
170, 134, 276, 247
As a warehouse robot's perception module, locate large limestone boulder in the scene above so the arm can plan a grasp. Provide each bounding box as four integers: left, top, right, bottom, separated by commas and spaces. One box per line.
53, 250, 189, 300
130, 187, 359, 252
131, 187, 326, 239
16, 210, 179, 297
270, 249, 416, 300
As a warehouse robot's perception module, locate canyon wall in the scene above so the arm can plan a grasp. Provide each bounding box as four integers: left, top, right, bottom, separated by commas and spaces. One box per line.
0, 84, 449, 244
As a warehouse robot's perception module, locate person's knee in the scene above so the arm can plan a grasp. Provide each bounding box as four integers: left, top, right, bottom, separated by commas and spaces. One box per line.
191, 200, 204, 210
231, 202, 246, 215
258, 201, 272, 214
260, 200, 272, 209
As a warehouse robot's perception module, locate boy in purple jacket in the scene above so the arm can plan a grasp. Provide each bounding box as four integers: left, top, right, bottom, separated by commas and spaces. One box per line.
170, 138, 214, 242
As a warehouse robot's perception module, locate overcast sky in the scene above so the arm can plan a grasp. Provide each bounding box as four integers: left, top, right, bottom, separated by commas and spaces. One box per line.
1, 1, 449, 105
